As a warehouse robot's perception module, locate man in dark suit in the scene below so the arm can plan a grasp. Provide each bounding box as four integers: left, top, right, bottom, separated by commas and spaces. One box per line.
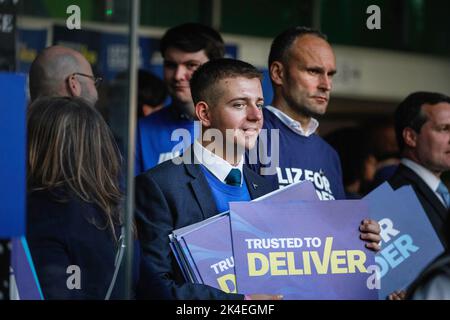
135, 58, 381, 300
389, 92, 450, 248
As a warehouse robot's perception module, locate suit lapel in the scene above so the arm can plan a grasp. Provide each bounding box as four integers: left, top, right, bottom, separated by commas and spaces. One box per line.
243, 166, 273, 199
398, 165, 448, 221
182, 146, 273, 216
184, 159, 218, 220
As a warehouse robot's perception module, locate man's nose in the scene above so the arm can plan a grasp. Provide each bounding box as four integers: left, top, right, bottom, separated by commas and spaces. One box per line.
318, 74, 332, 91
174, 65, 187, 81
247, 104, 263, 121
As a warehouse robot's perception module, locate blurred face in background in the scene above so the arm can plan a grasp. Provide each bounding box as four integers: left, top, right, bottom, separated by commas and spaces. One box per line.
163, 47, 209, 108
279, 35, 336, 118
408, 102, 450, 176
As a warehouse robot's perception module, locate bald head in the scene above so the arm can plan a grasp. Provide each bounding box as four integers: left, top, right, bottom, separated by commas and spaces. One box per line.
269, 28, 336, 123
29, 46, 98, 105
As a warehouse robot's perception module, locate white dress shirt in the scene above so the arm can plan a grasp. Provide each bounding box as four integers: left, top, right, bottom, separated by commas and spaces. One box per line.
401, 158, 447, 207
265, 105, 319, 137
193, 140, 244, 185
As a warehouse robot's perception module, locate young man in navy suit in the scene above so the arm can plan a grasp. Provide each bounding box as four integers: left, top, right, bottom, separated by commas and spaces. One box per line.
135, 58, 381, 300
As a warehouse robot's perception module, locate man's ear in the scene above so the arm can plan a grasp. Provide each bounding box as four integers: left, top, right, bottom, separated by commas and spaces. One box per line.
403, 127, 418, 148
269, 61, 284, 86
195, 101, 211, 127
66, 74, 82, 97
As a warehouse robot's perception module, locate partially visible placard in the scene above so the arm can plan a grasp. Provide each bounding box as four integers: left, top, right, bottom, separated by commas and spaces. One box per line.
0, 73, 27, 238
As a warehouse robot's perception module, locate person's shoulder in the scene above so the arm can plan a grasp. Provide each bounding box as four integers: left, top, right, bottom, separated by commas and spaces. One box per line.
138, 105, 172, 127
146, 156, 184, 173
262, 106, 273, 117
28, 188, 101, 222
388, 164, 416, 189
28, 188, 74, 212
261, 106, 280, 128
27, 188, 104, 240
136, 156, 191, 185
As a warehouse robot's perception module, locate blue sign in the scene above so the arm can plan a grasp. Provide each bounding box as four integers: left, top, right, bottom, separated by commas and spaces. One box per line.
364, 182, 445, 299
0, 73, 27, 237
230, 200, 377, 300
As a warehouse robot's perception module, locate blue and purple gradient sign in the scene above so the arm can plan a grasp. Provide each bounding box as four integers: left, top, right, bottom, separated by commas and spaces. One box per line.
230, 200, 378, 300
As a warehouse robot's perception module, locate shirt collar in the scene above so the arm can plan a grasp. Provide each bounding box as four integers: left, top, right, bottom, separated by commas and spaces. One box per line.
401, 158, 441, 192
193, 140, 244, 185
265, 105, 319, 137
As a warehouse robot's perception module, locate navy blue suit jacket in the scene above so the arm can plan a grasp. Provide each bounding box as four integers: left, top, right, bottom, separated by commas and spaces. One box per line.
27, 188, 171, 300
389, 164, 449, 248
135, 151, 275, 299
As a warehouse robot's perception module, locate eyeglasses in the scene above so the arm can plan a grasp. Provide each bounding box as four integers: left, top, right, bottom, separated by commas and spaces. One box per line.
72, 73, 103, 88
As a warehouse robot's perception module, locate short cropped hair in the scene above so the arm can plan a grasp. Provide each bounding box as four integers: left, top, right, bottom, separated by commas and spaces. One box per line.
190, 58, 262, 105
160, 23, 225, 60
268, 26, 327, 68
395, 91, 450, 151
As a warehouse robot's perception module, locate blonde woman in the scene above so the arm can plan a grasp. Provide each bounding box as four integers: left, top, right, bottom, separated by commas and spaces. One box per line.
26, 97, 170, 300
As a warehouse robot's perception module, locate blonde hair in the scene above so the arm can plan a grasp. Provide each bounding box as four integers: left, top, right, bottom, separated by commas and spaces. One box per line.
27, 97, 123, 239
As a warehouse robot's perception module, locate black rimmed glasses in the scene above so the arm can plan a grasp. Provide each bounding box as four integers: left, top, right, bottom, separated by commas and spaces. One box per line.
72, 73, 103, 88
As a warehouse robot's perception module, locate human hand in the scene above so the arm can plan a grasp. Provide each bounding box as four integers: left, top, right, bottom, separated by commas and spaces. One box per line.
388, 290, 406, 300
359, 219, 381, 251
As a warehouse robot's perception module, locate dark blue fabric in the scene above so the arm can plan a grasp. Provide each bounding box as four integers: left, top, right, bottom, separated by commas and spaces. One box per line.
389, 164, 449, 249
201, 166, 251, 213
247, 108, 346, 200
26, 188, 171, 300
371, 164, 398, 190
135, 106, 197, 175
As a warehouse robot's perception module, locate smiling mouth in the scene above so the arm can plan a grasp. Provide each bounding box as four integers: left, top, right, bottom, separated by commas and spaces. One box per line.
242, 128, 259, 135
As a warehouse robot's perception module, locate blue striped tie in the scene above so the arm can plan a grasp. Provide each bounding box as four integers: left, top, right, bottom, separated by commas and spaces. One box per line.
436, 182, 450, 209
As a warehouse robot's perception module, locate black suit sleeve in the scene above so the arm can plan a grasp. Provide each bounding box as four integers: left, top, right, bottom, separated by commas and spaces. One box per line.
135, 173, 244, 300
136, 245, 173, 300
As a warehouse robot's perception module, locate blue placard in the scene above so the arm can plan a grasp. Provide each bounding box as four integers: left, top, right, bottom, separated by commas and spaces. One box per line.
364, 182, 445, 299
230, 200, 377, 300
0, 73, 27, 237
11, 237, 44, 300
172, 181, 320, 293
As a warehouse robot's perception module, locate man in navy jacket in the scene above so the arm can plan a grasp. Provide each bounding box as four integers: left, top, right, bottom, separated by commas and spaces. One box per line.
135, 59, 279, 300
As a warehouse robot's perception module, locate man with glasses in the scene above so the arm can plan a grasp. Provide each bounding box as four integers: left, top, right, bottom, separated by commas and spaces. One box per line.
29, 45, 101, 106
